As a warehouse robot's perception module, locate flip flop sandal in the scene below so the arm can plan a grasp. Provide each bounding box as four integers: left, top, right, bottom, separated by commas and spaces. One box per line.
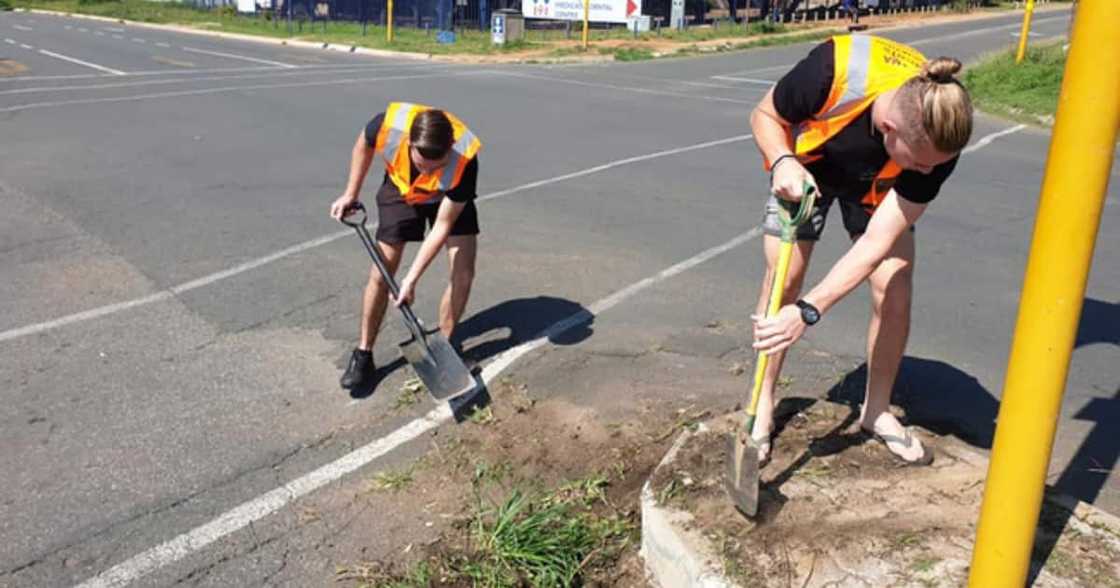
859, 427, 934, 467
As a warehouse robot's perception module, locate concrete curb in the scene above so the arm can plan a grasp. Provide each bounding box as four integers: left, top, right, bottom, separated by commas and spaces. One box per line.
640, 423, 736, 588
639, 412, 1120, 588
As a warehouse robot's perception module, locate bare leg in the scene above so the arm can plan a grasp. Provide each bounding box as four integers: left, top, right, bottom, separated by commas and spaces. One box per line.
859, 230, 926, 462
438, 235, 477, 340
751, 235, 815, 451
359, 240, 406, 351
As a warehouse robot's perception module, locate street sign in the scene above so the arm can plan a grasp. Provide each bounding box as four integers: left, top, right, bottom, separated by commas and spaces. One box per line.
522, 0, 641, 24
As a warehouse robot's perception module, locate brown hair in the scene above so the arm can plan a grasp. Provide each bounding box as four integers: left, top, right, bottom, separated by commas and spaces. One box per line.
410, 109, 455, 160
897, 57, 974, 153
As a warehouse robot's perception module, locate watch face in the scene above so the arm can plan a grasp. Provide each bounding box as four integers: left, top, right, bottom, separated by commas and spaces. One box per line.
799, 301, 820, 325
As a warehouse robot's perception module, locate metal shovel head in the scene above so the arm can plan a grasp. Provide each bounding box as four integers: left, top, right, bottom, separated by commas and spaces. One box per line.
724, 428, 760, 517
398, 329, 478, 402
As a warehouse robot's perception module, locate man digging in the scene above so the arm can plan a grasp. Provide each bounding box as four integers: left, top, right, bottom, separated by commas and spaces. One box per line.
747, 35, 975, 466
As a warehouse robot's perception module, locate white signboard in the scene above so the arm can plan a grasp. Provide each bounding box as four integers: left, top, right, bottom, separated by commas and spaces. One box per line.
522, 0, 641, 24
237, 0, 256, 13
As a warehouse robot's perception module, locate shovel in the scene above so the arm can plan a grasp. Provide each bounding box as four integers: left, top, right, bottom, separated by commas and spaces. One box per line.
340, 202, 481, 403
725, 182, 817, 517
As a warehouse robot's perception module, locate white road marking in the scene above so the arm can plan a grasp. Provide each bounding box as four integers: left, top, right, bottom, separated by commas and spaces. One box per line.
37, 49, 127, 75
710, 75, 776, 85
0, 70, 474, 114
181, 46, 297, 68
1, 132, 755, 343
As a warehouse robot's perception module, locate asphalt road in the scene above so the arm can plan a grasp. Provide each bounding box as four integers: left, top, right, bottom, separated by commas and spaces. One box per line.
1, 6, 1115, 586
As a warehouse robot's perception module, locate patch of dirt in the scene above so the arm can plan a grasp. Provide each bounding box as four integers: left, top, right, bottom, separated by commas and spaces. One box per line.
336, 376, 701, 586
648, 399, 1120, 587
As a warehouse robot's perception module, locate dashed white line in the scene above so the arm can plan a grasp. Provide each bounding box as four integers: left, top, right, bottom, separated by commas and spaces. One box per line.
19, 43, 33, 50
95, 31, 105, 36
155, 42, 171, 48
112, 34, 124, 39
65, 25, 73, 30
79, 27, 90, 32
12, 24, 33, 31
132, 38, 146, 43
37, 49, 127, 76
181, 46, 297, 68
4, 38, 15, 45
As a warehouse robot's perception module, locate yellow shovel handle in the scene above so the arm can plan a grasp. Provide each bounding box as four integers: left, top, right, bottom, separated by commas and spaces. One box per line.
746, 236, 795, 421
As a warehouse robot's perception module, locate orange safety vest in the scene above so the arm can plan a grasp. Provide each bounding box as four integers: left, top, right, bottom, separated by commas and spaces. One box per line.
770, 35, 926, 210
374, 102, 482, 206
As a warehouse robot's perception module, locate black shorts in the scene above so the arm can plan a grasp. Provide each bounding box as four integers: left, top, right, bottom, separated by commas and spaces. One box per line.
375, 189, 480, 244
761, 194, 913, 241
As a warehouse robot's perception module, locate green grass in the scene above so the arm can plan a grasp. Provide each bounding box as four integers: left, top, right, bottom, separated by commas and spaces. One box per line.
392, 378, 424, 410
359, 473, 635, 587
370, 467, 414, 492
964, 42, 1067, 124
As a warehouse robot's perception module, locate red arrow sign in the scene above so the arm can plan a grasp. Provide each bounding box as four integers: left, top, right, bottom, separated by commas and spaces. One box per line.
627, 0, 637, 16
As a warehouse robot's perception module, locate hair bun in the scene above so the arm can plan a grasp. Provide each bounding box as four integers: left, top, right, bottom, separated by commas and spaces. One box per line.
922, 57, 962, 83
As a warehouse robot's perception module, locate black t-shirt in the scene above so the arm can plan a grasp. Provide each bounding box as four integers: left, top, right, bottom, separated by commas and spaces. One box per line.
364, 113, 478, 204
772, 39, 957, 205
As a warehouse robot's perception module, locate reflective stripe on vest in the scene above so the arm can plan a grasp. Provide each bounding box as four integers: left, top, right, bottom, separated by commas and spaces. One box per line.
374, 102, 482, 206
771, 35, 925, 210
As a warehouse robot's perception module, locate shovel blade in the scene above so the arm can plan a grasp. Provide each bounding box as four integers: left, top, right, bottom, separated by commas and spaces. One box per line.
724, 428, 760, 517
399, 330, 478, 402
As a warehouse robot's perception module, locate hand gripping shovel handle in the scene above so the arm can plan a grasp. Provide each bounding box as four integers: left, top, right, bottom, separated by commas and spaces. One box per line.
339, 202, 427, 344
743, 183, 818, 432
724, 184, 819, 517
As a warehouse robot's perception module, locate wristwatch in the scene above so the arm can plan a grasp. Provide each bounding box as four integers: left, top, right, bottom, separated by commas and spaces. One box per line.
795, 299, 821, 326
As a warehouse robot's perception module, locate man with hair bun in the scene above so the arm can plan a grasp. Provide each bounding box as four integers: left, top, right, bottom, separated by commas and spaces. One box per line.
330, 104, 482, 390
746, 35, 974, 466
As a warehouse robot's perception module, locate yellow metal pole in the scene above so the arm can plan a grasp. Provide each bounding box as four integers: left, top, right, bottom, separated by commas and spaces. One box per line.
582, 0, 590, 49
387, 0, 394, 42
1015, 0, 1035, 63
969, 0, 1120, 585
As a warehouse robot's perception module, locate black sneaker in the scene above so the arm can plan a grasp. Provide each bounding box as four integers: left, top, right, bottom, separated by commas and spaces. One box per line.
340, 348, 375, 389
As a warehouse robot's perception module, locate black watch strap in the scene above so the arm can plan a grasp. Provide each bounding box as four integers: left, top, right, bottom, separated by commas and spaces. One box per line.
796, 299, 821, 325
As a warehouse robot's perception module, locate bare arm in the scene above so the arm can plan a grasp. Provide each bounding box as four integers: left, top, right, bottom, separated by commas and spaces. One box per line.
750, 87, 817, 201
750, 87, 796, 165
330, 131, 376, 219
753, 190, 927, 352
394, 198, 467, 305
801, 190, 926, 314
